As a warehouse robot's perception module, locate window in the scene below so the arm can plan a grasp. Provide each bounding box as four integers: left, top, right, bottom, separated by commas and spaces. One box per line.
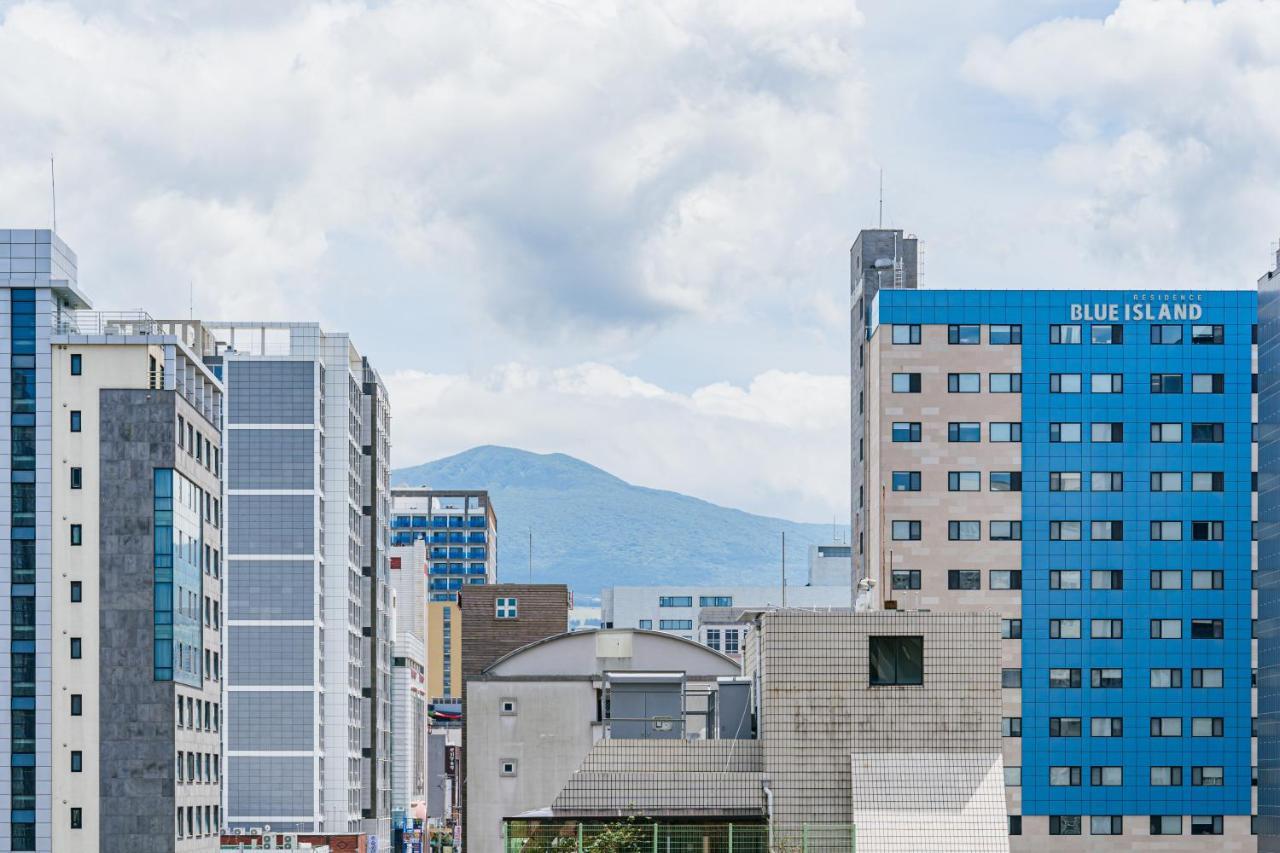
1091, 766, 1122, 786
1049, 619, 1081, 639
1192, 716, 1224, 736
1150, 619, 1182, 639
1192, 521, 1224, 541
868, 635, 923, 686
1001, 619, 1022, 639
70, 638, 81, 659
1151, 767, 1183, 786
658, 596, 692, 607
70, 808, 82, 829
1001, 668, 1022, 688
892, 422, 922, 442
1150, 373, 1183, 393
948, 521, 980, 541
1192, 471, 1225, 492
1191, 816, 1223, 836
1193, 766, 1224, 787
1050, 373, 1081, 393
891, 521, 921, 541
1191, 422, 1225, 443
71, 751, 82, 772
948, 471, 981, 492
1091, 472, 1122, 491
699, 596, 733, 607
658, 620, 693, 631
891, 324, 920, 344
500, 698, 518, 716
1049, 668, 1081, 688
1050, 472, 1081, 492
638, 619, 652, 630
1192, 324, 1224, 344
1151, 668, 1183, 688
1004, 766, 1021, 787
1091, 324, 1123, 344
1092, 619, 1122, 639
67, 523, 81, 545
71, 694, 82, 716
892, 471, 921, 492
70, 467, 82, 489
1192, 668, 1224, 688
499, 759, 518, 777
947, 324, 980, 344
891, 570, 921, 590
70, 581, 81, 603
1150, 521, 1182, 541
1151, 569, 1182, 589
1092, 373, 1123, 393
1091, 521, 1123, 541
1192, 373, 1224, 393
1049, 570, 1081, 590
947, 373, 980, 393
989, 422, 1021, 442
1151, 471, 1181, 491
947, 421, 981, 442
989, 373, 1021, 393
1151, 716, 1182, 737
1151, 422, 1183, 442
1091, 816, 1123, 836
947, 570, 981, 590
1002, 717, 1022, 737
1091, 422, 1123, 443
1092, 717, 1123, 737
1050, 422, 1081, 443
1049, 816, 1081, 836
989, 472, 1021, 491
1151, 324, 1183, 344
892, 373, 921, 393
495, 597, 518, 619
1151, 816, 1183, 836
989, 522, 1021, 541
69, 410, 81, 432
1050, 324, 1081, 344
1050, 766, 1081, 787
1091, 668, 1122, 688
1192, 570, 1223, 590
1191, 619, 1224, 639
1050, 520, 1081, 541
1049, 717, 1082, 737
990, 569, 1021, 589
1092, 570, 1122, 589
989, 324, 1021, 344
70, 353, 82, 375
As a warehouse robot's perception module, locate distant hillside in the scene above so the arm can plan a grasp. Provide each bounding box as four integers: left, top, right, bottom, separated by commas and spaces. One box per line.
391, 445, 840, 595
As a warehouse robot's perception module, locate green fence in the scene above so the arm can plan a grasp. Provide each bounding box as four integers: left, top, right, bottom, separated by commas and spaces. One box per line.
502, 821, 855, 852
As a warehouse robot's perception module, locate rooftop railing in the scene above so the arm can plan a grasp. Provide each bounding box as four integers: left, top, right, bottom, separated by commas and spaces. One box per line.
55, 310, 157, 336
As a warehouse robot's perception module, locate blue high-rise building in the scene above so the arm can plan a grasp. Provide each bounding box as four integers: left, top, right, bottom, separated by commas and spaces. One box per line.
853, 250, 1257, 846
1256, 244, 1280, 852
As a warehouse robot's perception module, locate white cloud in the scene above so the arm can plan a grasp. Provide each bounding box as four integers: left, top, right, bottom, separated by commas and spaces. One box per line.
387, 363, 850, 522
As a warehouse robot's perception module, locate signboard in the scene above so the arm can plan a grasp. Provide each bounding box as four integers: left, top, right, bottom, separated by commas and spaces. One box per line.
1070, 293, 1203, 322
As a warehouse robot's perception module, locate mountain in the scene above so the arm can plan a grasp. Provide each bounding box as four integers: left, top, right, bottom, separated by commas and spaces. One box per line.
391, 446, 841, 596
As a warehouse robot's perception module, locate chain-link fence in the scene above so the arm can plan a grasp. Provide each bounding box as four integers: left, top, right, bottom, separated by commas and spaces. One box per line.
502, 821, 855, 852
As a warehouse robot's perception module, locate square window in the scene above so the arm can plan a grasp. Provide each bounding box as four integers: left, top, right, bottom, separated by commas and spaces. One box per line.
495, 597, 518, 619
500, 698, 518, 716
500, 759, 518, 776
868, 635, 923, 686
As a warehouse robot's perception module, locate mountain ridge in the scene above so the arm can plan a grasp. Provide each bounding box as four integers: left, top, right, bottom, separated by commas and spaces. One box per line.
391, 445, 841, 594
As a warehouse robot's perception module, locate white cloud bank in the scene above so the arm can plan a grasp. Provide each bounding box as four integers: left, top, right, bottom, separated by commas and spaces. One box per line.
387, 364, 850, 523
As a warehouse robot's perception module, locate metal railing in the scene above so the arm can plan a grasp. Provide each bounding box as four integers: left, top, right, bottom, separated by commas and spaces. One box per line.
55, 310, 157, 336
503, 822, 856, 852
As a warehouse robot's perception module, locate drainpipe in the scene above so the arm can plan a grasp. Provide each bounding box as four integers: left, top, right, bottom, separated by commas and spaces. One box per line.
762, 782, 774, 849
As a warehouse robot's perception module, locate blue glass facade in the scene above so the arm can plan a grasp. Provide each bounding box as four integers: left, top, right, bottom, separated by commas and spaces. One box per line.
153, 469, 204, 687
392, 507, 493, 602
875, 289, 1255, 822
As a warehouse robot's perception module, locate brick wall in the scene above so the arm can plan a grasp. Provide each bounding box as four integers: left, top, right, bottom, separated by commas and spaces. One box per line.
459, 584, 570, 688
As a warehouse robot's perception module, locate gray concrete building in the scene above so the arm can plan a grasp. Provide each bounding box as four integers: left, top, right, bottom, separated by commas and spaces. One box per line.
208, 322, 392, 847
472, 610, 1007, 853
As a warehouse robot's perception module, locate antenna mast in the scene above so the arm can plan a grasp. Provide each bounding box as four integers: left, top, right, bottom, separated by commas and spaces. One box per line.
50, 156, 57, 232
781, 531, 787, 607
878, 169, 883, 228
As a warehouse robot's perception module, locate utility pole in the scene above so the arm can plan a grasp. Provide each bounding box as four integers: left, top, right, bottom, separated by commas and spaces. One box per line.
781, 531, 787, 607
527, 528, 532, 583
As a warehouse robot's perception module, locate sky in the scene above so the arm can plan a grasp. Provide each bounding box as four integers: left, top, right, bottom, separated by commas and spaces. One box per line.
2, 0, 1279, 522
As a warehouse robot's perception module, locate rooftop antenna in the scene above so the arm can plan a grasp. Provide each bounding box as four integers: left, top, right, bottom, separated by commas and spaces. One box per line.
878, 168, 883, 228
781, 531, 787, 608
50, 155, 57, 232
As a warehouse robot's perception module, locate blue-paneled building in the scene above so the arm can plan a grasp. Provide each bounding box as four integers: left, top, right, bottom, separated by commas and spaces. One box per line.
853, 266, 1257, 844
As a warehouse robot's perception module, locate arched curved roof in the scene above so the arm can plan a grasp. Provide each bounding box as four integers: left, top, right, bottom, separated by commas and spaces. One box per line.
480, 628, 742, 679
